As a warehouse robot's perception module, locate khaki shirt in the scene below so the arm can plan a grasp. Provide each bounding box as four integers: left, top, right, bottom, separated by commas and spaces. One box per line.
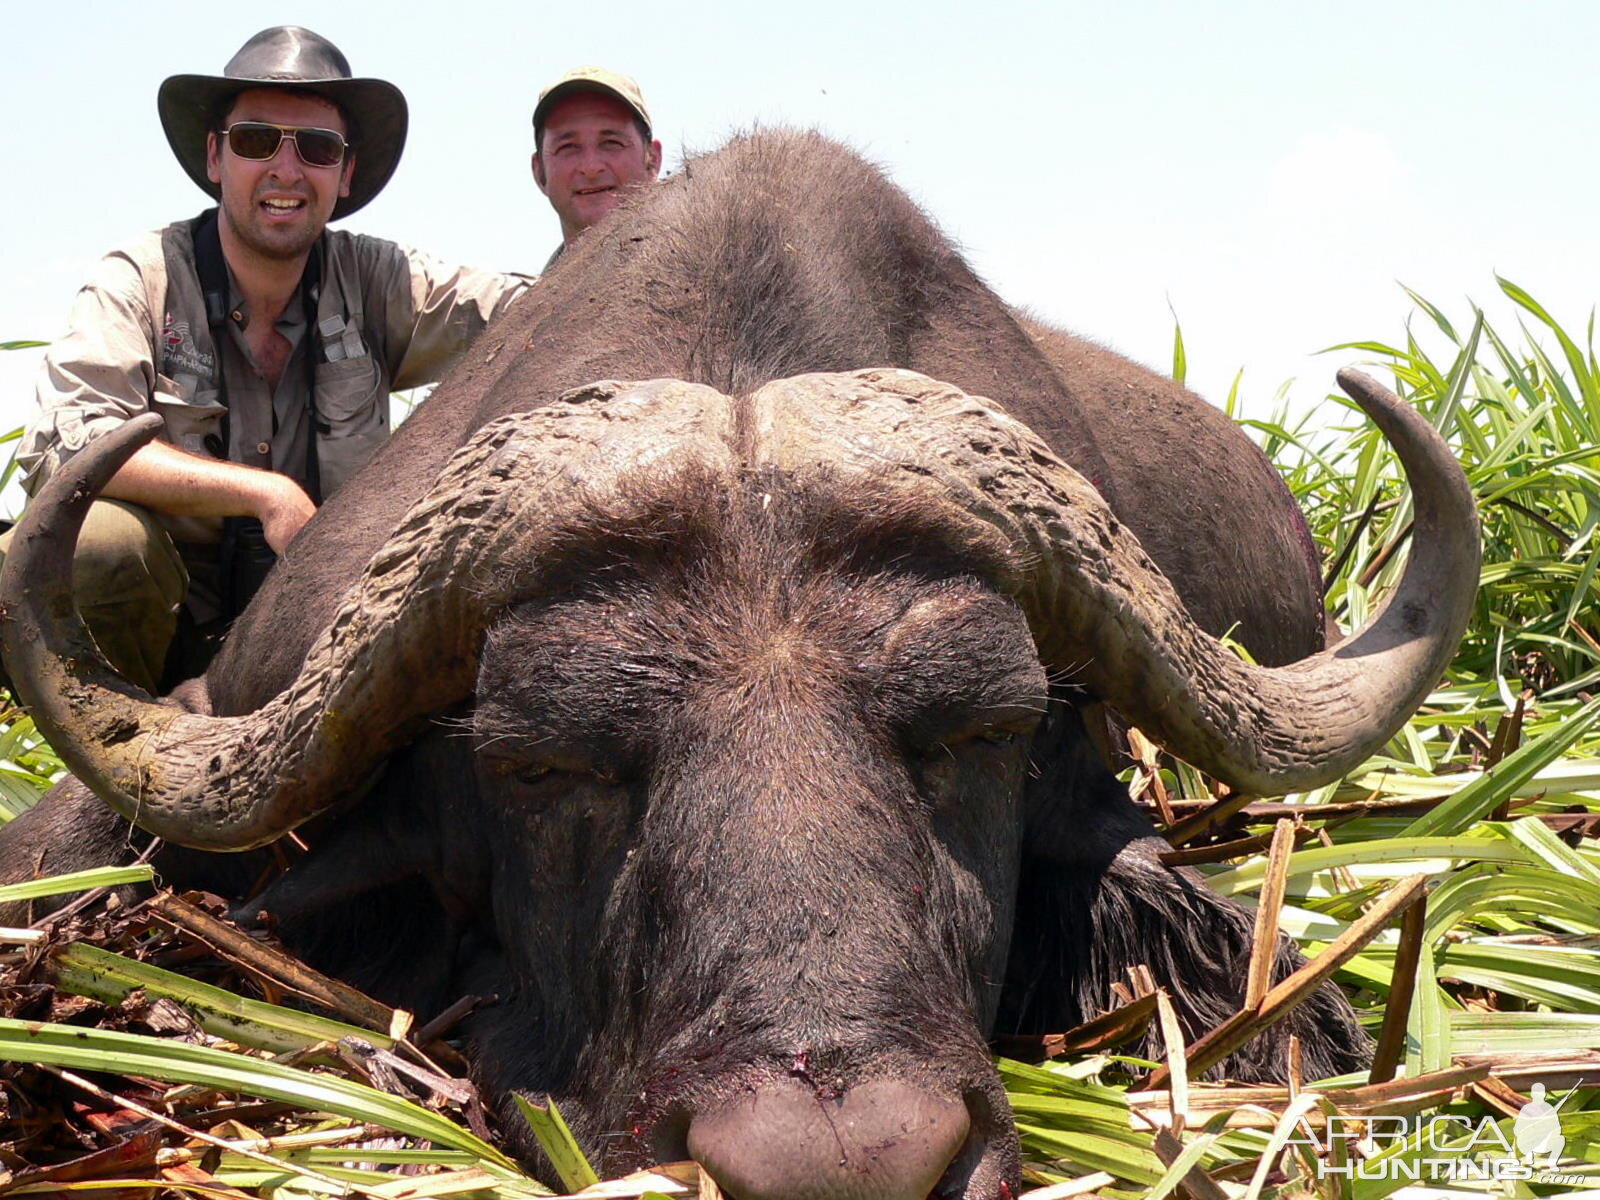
20, 215, 532, 544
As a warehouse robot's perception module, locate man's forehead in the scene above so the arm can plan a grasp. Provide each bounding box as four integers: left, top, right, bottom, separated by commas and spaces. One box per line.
542, 92, 641, 138
226, 87, 347, 131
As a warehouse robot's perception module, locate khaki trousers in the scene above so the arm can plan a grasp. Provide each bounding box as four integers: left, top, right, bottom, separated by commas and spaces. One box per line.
0, 500, 188, 695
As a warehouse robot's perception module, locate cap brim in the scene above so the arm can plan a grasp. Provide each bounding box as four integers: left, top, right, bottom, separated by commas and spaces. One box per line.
158, 73, 408, 220
532, 80, 651, 142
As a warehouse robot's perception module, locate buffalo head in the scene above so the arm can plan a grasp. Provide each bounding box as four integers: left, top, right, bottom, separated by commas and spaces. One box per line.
1, 365, 1477, 1198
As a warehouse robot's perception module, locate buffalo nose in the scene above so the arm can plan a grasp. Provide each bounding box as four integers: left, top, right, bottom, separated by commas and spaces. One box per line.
686, 1077, 970, 1200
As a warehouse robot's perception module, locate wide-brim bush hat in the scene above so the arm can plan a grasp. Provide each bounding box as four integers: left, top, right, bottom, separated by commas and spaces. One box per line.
158, 26, 408, 220
533, 66, 652, 146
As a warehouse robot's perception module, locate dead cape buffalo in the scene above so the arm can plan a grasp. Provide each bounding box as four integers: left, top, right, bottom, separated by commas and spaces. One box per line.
0, 130, 1478, 1199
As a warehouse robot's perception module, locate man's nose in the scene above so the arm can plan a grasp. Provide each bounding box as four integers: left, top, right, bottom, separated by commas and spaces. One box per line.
267, 135, 306, 177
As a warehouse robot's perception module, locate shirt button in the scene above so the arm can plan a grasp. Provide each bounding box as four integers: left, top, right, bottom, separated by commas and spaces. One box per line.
256, 442, 271, 455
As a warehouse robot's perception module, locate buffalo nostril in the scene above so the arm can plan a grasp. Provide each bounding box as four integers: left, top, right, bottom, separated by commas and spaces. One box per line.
686, 1077, 970, 1200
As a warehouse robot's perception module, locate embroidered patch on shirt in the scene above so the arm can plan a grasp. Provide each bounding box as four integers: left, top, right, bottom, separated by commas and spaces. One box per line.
161, 312, 215, 380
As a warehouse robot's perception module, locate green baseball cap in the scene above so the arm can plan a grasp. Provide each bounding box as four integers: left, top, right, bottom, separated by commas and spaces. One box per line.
533, 67, 652, 144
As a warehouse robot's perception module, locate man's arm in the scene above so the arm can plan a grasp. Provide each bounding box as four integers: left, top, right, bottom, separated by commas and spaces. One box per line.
362, 237, 535, 390
18, 242, 166, 497
20, 236, 316, 553
102, 442, 316, 554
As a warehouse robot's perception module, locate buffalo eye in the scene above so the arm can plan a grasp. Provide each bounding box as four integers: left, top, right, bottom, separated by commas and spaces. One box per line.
913, 721, 1032, 759
488, 754, 624, 789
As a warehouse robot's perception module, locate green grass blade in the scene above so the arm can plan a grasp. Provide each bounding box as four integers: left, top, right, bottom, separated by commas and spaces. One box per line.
1170, 307, 1187, 385
1499, 275, 1597, 407
52, 942, 394, 1055
0, 1017, 521, 1171
513, 1094, 601, 1192
1402, 696, 1600, 836
0, 864, 154, 904
1205, 835, 1526, 896
1399, 284, 1460, 344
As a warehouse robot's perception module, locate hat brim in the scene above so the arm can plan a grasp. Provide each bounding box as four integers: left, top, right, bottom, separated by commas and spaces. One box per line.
158, 73, 408, 220
533, 80, 651, 143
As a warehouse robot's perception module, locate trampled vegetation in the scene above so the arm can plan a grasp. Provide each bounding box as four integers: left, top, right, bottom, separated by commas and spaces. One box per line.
0, 281, 1597, 1197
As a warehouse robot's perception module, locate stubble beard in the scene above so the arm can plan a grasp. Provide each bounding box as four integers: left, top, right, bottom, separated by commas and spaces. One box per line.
222, 189, 326, 264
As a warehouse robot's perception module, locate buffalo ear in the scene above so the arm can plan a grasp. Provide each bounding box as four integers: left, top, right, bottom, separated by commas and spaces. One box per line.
1001, 695, 1370, 1082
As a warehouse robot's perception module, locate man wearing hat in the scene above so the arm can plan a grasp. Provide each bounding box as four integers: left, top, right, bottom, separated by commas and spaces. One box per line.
11, 26, 530, 691
532, 67, 661, 263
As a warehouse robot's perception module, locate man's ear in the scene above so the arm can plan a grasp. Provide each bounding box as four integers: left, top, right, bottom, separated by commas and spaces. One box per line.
646, 139, 663, 180
339, 150, 356, 199
206, 131, 223, 185
531, 151, 548, 194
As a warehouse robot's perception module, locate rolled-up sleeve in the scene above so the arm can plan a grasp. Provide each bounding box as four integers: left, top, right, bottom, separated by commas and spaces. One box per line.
19, 249, 168, 495
376, 241, 535, 390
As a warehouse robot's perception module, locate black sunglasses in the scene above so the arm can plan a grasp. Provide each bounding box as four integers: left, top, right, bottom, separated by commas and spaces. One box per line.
221, 122, 348, 168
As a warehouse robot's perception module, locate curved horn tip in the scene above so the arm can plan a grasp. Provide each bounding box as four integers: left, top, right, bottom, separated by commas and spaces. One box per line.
21, 412, 170, 516
1335, 367, 1400, 410
79, 412, 168, 486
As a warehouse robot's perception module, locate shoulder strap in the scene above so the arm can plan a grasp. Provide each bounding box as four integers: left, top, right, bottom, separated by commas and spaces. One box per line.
185, 209, 231, 461
190, 209, 230, 333
301, 238, 323, 505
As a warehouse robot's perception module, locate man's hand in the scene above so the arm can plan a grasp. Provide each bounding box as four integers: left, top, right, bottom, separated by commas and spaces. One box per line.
100, 440, 319, 552
256, 473, 318, 553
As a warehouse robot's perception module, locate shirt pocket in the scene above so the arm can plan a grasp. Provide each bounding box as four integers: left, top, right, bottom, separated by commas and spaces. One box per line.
314, 353, 390, 498
315, 354, 385, 427
152, 384, 226, 457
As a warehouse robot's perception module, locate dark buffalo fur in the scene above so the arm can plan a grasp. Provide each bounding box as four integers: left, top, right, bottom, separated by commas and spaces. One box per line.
1002, 698, 1363, 1081
458, 472, 1040, 1164
1, 131, 1366, 1188
216, 129, 1321, 711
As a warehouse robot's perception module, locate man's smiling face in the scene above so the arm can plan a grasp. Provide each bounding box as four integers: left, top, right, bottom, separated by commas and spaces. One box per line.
533, 91, 661, 245
206, 87, 353, 264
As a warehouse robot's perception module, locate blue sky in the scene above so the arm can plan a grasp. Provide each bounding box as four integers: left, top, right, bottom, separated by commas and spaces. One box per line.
5, 0, 1597, 450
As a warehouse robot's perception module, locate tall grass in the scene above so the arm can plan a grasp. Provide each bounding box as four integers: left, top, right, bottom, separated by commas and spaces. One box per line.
1255, 277, 1600, 696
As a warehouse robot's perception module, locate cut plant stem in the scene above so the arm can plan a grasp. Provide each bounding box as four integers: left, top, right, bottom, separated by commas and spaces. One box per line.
1159, 824, 1315, 867
1127, 727, 1176, 826
1154, 989, 1188, 1136
1163, 787, 1255, 848
992, 990, 1158, 1061
1486, 690, 1529, 820
1145, 874, 1428, 1089
39, 1063, 382, 1198
1245, 820, 1297, 1010
1368, 888, 1428, 1084
152, 1123, 379, 1165
144, 890, 397, 1032
1151, 1128, 1228, 1200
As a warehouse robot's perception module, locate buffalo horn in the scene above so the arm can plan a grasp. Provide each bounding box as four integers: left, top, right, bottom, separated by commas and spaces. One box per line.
0, 382, 737, 850
755, 367, 1478, 795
